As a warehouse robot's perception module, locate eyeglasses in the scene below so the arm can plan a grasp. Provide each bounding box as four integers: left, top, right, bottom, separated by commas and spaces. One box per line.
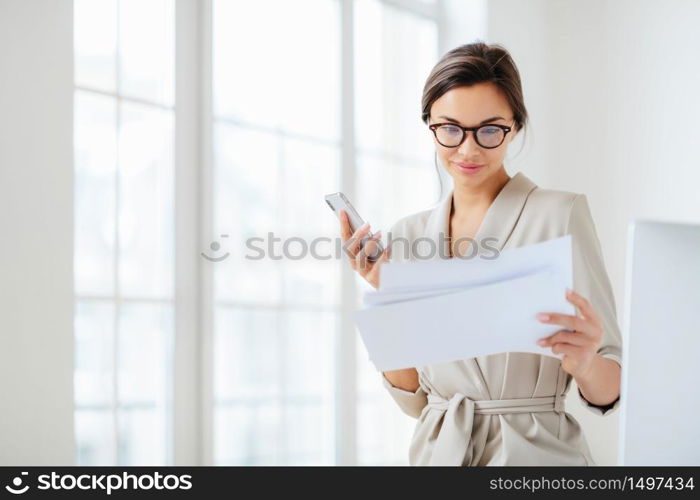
428, 122, 512, 149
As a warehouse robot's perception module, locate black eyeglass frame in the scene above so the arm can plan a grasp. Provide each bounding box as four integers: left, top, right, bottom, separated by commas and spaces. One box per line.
428, 122, 513, 149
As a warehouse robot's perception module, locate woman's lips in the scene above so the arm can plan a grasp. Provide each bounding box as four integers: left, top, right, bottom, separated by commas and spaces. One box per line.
454, 162, 485, 174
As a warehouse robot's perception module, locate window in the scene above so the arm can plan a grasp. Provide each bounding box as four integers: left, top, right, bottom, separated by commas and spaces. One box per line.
73, 0, 442, 465
73, 0, 175, 465
353, 0, 440, 464
208, 0, 440, 465
209, 0, 341, 465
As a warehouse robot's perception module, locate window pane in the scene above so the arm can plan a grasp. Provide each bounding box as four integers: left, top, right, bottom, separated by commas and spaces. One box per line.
357, 393, 415, 465
75, 300, 115, 408
213, 124, 280, 234
282, 257, 340, 308
280, 137, 340, 238
213, 0, 340, 141
280, 137, 341, 307
74, 0, 117, 91
213, 129, 344, 307
118, 102, 174, 298
117, 303, 172, 406
75, 409, 115, 465
118, 407, 167, 465
214, 308, 335, 465
214, 308, 289, 464
284, 310, 335, 399
282, 310, 335, 464
74, 91, 117, 296
355, 151, 440, 235
213, 123, 282, 305
119, 0, 175, 106
354, 0, 438, 159
284, 404, 333, 465
214, 307, 279, 402
214, 404, 282, 465
116, 303, 172, 465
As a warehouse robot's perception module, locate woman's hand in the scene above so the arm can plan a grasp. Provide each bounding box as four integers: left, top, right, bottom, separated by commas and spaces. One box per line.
535, 288, 603, 379
338, 209, 391, 290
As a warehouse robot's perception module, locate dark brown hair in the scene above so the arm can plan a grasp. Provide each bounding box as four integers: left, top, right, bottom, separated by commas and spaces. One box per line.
421, 41, 528, 132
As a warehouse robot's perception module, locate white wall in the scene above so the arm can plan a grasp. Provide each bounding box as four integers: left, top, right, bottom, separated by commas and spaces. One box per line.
541, 1, 700, 464
444, 0, 700, 465
0, 0, 74, 464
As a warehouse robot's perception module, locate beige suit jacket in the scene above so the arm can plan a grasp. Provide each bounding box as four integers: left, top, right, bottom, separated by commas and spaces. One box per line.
380, 171, 622, 466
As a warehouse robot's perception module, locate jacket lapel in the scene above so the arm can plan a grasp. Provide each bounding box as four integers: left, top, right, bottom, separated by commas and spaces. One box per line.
424, 171, 538, 257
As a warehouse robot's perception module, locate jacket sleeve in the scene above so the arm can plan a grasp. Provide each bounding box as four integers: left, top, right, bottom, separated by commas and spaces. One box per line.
380, 372, 428, 419
567, 194, 622, 416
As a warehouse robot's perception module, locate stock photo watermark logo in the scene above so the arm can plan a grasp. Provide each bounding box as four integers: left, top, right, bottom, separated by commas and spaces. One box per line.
200, 231, 501, 267
3, 471, 193, 496
5, 472, 29, 495
201, 234, 230, 262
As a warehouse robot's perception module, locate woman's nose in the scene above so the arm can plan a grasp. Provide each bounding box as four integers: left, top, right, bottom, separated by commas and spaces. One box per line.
457, 131, 480, 155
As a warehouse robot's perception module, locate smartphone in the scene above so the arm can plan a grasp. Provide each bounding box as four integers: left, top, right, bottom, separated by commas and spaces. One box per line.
325, 192, 384, 261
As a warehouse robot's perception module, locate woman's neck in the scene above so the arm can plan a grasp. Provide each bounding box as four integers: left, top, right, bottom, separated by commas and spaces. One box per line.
451, 167, 511, 218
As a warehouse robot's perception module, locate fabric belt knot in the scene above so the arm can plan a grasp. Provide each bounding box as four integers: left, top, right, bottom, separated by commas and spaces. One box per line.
425, 391, 566, 465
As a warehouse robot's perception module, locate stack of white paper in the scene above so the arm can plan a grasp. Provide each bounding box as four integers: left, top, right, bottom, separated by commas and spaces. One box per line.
352, 235, 575, 371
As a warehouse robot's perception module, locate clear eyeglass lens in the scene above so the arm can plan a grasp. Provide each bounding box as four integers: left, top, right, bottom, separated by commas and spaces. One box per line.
476, 126, 505, 147
434, 125, 462, 146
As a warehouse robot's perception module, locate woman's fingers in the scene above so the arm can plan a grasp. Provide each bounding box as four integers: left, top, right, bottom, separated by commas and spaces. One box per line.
537, 329, 590, 347
566, 289, 602, 326
338, 210, 353, 241
363, 230, 382, 261
344, 221, 371, 258
550, 342, 583, 358
365, 243, 392, 289
354, 231, 381, 272
537, 312, 589, 336
537, 289, 604, 346
337, 212, 388, 288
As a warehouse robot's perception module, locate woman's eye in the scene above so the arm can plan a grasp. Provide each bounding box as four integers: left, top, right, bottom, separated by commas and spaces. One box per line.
442, 125, 461, 135
480, 126, 499, 135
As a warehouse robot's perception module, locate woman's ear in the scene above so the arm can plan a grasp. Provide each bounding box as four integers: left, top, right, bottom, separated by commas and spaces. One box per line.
510, 125, 523, 144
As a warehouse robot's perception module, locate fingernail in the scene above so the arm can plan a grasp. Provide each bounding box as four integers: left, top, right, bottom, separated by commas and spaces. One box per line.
537, 339, 547, 346
566, 288, 573, 295
372, 230, 382, 239
359, 222, 370, 231
537, 313, 550, 321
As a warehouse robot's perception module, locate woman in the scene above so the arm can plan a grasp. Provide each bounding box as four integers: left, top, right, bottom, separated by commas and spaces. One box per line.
338, 42, 622, 466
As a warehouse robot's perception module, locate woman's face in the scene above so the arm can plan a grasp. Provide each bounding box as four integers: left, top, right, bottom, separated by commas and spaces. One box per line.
428, 82, 518, 189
